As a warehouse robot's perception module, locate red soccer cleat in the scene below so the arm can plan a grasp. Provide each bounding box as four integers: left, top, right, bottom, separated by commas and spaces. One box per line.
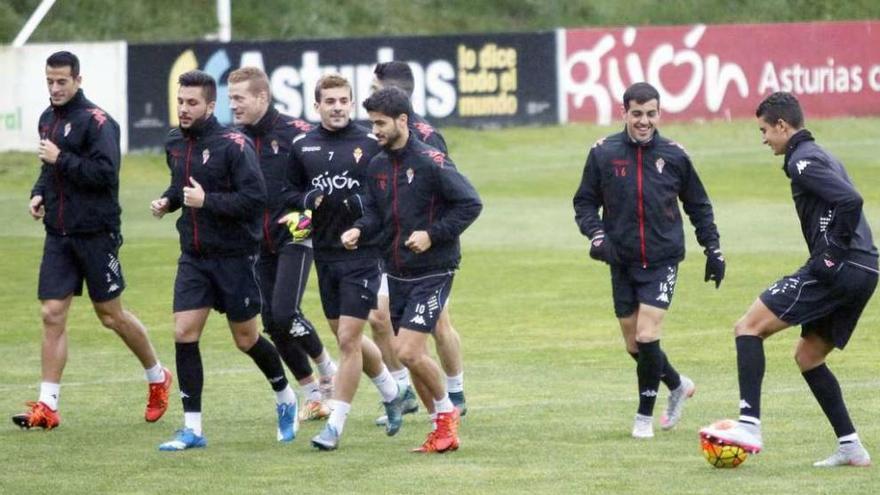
12, 401, 61, 430
145, 368, 173, 423
412, 408, 460, 454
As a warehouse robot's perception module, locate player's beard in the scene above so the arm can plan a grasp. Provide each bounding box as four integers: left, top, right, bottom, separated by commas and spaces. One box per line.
181, 113, 211, 135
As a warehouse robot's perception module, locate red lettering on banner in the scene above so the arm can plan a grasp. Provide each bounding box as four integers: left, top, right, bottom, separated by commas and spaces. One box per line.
563, 21, 880, 124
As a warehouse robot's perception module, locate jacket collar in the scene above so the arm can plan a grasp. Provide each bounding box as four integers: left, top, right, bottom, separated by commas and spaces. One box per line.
317, 120, 357, 138
622, 125, 659, 148
245, 106, 278, 137
51, 89, 87, 114
386, 132, 416, 159
180, 115, 221, 139
782, 129, 815, 176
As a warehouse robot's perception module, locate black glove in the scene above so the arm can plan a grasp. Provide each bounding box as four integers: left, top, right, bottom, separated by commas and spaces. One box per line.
589, 230, 618, 264
808, 237, 846, 283
704, 246, 725, 289
343, 194, 364, 219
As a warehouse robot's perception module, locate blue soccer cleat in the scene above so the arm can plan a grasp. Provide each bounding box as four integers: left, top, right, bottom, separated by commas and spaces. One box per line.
449, 391, 467, 417
276, 401, 299, 443
374, 385, 419, 426
311, 424, 340, 451
383, 389, 406, 436
158, 428, 207, 451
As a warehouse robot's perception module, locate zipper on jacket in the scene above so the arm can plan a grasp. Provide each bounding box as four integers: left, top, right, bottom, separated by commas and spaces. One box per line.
636, 146, 647, 268
255, 136, 275, 253
184, 139, 201, 254
391, 158, 402, 272
49, 113, 66, 234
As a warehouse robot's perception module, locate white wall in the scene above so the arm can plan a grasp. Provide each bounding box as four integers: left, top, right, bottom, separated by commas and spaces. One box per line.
0, 42, 128, 152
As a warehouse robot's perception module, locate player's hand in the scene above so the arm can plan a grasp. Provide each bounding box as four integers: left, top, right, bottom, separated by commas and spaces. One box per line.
29, 195, 45, 220
704, 247, 726, 289
341, 228, 361, 250
808, 236, 846, 284
405, 231, 432, 253
38, 139, 60, 164
343, 194, 363, 219
588, 230, 618, 264
278, 210, 313, 241
151, 197, 170, 218
183, 176, 205, 208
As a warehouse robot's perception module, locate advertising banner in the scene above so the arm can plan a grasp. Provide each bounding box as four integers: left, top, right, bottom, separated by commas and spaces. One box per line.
0, 42, 128, 152
561, 21, 880, 124
127, 32, 557, 150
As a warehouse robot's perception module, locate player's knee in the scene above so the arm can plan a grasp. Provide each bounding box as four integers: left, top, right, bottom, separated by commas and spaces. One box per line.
337, 333, 360, 355
734, 318, 761, 337
396, 345, 424, 368
368, 308, 390, 328
794, 345, 824, 371
96, 309, 123, 331
40, 305, 67, 328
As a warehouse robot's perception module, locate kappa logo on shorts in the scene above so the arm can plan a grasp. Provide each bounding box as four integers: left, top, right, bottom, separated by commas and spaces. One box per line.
409, 315, 427, 326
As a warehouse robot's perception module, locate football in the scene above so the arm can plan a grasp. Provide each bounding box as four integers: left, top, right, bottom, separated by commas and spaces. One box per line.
700, 434, 749, 468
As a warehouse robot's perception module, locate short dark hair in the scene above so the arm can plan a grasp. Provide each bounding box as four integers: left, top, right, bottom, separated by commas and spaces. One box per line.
755, 91, 804, 129
373, 61, 415, 97
362, 87, 412, 119
622, 82, 660, 110
314, 73, 352, 102
46, 51, 80, 78
178, 70, 217, 103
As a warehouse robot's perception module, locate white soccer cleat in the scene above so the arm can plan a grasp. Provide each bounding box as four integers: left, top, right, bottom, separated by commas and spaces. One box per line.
632, 414, 654, 439
700, 419, 763, 454
813, 442, 871, 467
660, 375, 695, 430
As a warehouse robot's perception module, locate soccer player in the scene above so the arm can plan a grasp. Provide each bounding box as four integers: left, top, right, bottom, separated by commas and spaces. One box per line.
700, 92, 876, 467
573, 82, 724, 439
370, 62, 468, 422
343, 87, 482, 452
228, 66, 337, 421
151, 70, 298, 451
13, 51, 171, 430
285, 74, 406, 451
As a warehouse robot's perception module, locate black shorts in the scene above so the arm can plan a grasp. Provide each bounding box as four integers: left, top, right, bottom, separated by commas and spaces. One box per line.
315, 257, 380, 320
759, 261, 878, 349
173, 252, 262, 322
610, 263, 678, 318
38, 232, 125, 303
388, 270, 454, 333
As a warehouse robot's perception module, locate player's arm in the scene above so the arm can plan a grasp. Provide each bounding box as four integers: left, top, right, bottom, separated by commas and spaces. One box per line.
202, 144, 267, 218
679, 155, 724, 287
425, 157, 482, 244
281, 147, 323, 211
29, 164, 49, 219
678, 155, 720, 249
53, 118, 120, 189
790, 156, 864, 250
160, 146, 184, 213
572, 148, 605, 238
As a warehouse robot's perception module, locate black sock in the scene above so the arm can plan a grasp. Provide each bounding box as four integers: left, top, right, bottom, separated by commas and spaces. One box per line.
268, 330, 313, 381
802, 364, 856, 438
636, 340, 663, 416
736, 335, 764, 422
630, 350, 681, 390
245, 335, 289, 392
175, 341, 203, 413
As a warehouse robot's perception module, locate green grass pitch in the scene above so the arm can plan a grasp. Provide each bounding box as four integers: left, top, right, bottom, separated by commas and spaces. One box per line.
1, 118, 878, 494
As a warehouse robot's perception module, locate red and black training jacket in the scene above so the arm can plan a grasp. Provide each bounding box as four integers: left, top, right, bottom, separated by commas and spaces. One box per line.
573, 128, 719, 268
161, 116, 266, 257
31, 89, 122, 236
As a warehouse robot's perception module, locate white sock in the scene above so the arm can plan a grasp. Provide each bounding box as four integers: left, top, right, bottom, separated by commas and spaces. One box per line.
275, 385, 297, 405
327, 399, 351, 435
391, 368, 411, 389
446, 372, 464, 393
301, 380, 321, 402
738, 416, 761, 427
434, 396, 454, 414
316, 355, 337, 377
145, 363, 165, 383
430, 412, 438, 431
372, 366, 399, 403
39, 382, 60, 411
839, 433, 860, 445
184, 412, 202, 436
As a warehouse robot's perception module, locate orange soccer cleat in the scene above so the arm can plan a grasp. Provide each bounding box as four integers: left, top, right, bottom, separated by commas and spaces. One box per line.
412, 408, 460, 454
12, 401, 61, 430
145, 368, 173, 423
